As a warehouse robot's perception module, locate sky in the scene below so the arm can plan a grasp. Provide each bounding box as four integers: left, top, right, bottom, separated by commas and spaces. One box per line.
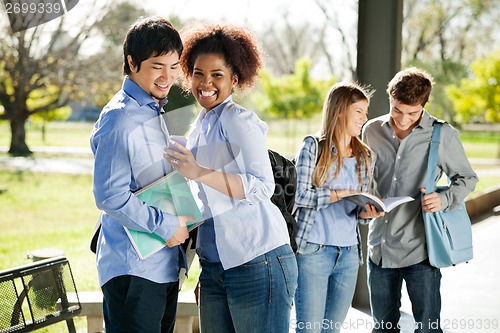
142, 0, 330, 27
0, 0, 358, 80
139, 0, 358, 80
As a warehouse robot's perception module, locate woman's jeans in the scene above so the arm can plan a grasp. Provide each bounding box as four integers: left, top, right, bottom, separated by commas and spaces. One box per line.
295, 243, 359, 333
199, 244, 298, 333
367, 258, 443, 333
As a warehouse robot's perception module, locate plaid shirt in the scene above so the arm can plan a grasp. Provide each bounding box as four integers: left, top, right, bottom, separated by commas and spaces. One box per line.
293, 136, 373, 263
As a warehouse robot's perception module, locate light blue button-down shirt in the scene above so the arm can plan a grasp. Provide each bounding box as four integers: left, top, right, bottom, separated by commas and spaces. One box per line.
307, 157, 359, 246
90, 77, 181, 286
187, 96, 290, 270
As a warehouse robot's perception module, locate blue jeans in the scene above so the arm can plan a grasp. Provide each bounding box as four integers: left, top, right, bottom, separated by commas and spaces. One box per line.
295, 243, 359, 333
102, 275, 179, 333
199, 244, 297, 333
367, 258, 443, 333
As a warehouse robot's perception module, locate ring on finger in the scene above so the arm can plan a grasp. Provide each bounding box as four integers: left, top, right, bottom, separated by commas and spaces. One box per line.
171, 158, 179, 165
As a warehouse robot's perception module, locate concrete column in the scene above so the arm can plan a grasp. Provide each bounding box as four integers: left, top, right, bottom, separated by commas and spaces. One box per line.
356, 0, 403, 119
353, 0, 403, 310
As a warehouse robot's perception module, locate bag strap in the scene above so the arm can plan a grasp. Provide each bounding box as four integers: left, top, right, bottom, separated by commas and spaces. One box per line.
303, 134, 321, 164
425, 123, 442, 194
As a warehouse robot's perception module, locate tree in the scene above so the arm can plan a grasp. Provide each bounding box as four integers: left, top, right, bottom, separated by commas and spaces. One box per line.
253, 59, 335, 150
72, 2, 148, 111
313, 0, 358, 80
259, 13, 328, 77
0, 0, 115, 155
307, 0, 499, 124
447, 49, 500, 123
403, 0, 499, 65
402, 0, 500, 124
257, 0, 358, 81
28, 86, 72, 143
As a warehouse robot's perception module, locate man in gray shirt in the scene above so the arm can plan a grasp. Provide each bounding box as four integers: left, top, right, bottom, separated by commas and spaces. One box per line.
362, 67, 478, 333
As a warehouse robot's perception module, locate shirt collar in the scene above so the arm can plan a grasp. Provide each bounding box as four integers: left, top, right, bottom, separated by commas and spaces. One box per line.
200, 95, 233, 120
380, 113, 392, 127
418, 109, 436, 129
122, 76, 167, 112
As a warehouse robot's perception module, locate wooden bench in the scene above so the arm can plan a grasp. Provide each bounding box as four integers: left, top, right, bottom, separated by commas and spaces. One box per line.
0, 256, 82, 333
70, 290, 199, 333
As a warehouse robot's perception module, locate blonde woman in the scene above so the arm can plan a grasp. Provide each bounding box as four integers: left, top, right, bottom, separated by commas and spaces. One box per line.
294, 82, 382, 333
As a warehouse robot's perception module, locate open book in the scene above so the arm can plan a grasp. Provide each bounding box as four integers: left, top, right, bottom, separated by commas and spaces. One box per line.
125, 171, 204, 260
342, 192, 414, 213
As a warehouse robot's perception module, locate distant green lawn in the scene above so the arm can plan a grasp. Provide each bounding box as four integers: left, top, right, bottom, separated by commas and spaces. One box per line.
0, 122, 95, 148
1, 120, 499, 159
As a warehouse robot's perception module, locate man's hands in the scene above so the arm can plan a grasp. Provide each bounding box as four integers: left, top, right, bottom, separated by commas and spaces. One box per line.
420, 188, 443, 212
165, 215, 193, 248
359, 204, 385, 219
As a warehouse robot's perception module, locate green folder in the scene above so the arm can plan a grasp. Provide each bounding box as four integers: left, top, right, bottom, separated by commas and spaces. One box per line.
124, 171, 203, 260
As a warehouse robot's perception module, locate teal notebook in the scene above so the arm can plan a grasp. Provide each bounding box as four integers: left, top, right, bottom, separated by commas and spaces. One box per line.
124, 171, 203, 260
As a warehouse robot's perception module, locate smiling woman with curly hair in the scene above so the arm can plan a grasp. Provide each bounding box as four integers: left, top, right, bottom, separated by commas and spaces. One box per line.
164, 23, 297, 333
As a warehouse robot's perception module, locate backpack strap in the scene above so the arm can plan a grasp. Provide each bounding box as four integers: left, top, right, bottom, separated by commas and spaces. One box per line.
303, 135, 322, 164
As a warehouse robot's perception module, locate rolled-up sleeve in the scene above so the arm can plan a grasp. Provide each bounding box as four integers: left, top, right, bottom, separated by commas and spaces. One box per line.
222, 107, 275, 203
91, 109, 178, 242
437, 125, 479, 211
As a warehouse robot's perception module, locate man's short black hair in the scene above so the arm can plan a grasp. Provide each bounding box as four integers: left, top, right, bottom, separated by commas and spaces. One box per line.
123, 16, 183, 75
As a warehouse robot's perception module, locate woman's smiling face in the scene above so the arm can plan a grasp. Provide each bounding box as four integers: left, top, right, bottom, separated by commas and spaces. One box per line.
191, 53, 238, 111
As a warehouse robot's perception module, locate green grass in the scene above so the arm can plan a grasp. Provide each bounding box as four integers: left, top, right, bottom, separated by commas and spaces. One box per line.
0, 122, 94, 148
0, 170, 200, 289
0, 171, 98, 333
0, 170, 200, 332
2, 120, 499, 158
0, 171, 100, 290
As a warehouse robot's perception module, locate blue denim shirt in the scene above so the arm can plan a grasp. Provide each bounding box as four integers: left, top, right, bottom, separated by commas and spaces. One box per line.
90, 77, 180, 286
188, 97, 290, 270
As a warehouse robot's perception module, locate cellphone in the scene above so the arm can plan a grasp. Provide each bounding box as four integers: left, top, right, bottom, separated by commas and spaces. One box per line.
168, 135, 187, 152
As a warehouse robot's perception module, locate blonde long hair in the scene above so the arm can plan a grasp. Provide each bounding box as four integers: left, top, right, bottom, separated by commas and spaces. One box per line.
312, 82, 373, 188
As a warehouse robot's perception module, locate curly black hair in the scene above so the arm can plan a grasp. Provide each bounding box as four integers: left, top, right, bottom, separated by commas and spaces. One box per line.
179, 23, 263, 95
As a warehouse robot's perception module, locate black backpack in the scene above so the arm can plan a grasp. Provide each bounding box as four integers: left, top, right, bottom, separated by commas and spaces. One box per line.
268, 149, 299, 252
268, 135, 321, 252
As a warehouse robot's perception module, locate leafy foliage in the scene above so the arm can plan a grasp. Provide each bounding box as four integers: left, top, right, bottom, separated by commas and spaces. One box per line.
447, 49, 500, 123
401, 0, 500, 125
254, 59, 335, 120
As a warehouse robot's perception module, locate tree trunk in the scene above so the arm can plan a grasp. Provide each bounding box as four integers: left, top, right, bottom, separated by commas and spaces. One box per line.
9, 117, 32, 156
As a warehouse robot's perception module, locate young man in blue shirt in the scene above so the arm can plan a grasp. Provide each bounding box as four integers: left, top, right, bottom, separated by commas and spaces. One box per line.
90, 17, 190, 333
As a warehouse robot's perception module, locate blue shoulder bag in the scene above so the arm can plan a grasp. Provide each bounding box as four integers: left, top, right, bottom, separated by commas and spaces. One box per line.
423, 122, 473, 268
